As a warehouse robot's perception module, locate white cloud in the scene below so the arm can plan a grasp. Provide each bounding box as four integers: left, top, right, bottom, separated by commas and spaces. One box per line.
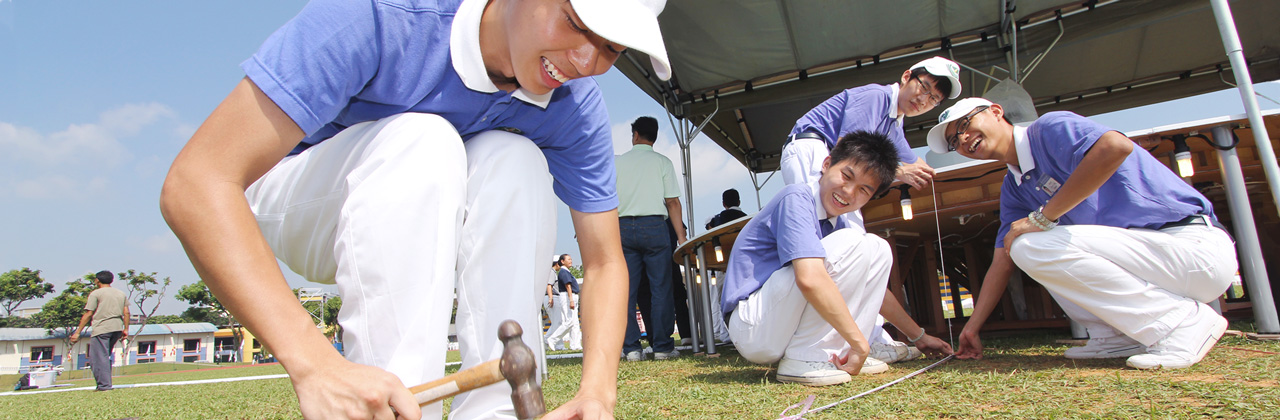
10, 175, 109, 200
0, 102, 175, 166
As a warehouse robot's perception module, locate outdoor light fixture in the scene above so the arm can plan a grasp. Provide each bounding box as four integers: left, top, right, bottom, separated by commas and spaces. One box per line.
899, 185, 914, 221
710, 272, 717, 287
1172, 135, 1193, 177
712, 237, 723, 262
695, 272, 702, 284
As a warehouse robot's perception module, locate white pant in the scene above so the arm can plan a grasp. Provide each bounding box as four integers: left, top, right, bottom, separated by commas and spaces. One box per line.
543, 295, 564, 348
728, 230, 892, 363
545, 294, 580, 349
567, 294, 582, 350
1009, 223, 1236, 346
781, 138, 901, 345
246, 113, 555, 420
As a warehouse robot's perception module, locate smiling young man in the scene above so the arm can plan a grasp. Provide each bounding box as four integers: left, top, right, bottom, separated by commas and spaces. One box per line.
929, 98, 1237, 370
160, 0, 670, 419
781, 56, 962, 365
721, 131, 909, 386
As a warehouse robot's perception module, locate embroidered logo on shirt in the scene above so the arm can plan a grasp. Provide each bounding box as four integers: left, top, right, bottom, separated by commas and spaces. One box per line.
1038, 173, 1062, 196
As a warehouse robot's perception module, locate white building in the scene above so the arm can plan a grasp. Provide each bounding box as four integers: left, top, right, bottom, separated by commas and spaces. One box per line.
0, 323, 218, 375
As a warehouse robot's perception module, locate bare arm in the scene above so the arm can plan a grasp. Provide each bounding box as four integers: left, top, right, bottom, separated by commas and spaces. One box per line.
543, 209, 628, 419
895, 157, 937, 190
121, 305, 130, 339
956, 249, 1016, 359
546, 284, 556, 308
879, 291, 952, 357
70, 310, 93, 343
792, 258, 867, 374
664, 197, 687, 245
161, 77, 418, 419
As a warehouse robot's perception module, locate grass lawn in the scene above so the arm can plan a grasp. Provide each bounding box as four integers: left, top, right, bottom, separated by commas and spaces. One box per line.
3, 326, 1277, 419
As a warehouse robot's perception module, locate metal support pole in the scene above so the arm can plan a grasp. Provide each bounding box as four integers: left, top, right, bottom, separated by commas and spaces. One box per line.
682, 254, 703, 353
1210, 124, 1279, 333
695, 245, 717, 355
1068, 319, 1088, 340
1209, 0, 1280, 218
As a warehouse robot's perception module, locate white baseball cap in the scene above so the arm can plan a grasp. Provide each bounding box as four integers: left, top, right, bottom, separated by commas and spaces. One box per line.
910, 57, 962, 99
571, 0, 672, 81
926, 97, 995, 154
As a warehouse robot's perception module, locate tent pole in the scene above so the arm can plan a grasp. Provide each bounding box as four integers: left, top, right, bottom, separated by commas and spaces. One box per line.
1209, 124, 1279, 333
1209, 0, 1280, 219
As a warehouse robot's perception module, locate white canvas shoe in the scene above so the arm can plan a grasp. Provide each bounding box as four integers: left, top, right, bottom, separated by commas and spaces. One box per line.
870, 341, 923, 363
860, 356, 890, 375
653, 349, 681, 360
1064, 335, 1146, 359
623, 350, 645, 361
776, 358, 852, 386
1126, 303, 1228, 370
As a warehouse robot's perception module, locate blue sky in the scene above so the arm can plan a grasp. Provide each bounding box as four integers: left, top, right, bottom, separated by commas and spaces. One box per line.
2, 1, 1277, 315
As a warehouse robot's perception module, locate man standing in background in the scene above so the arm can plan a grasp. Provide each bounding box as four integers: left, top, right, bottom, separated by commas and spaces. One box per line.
69, 270, 129, 391
616, 116, 686, 361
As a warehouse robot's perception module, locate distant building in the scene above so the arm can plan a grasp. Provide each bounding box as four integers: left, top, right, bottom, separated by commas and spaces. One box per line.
0, 323, 218, 375
12, 308, 40, 318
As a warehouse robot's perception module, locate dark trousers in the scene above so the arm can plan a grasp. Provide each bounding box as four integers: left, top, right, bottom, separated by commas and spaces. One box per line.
638, 220, 691, 340
90, 331, 121, 390
621, 216, 675, 353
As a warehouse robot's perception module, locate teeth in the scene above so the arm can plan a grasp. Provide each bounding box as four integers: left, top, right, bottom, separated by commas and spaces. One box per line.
969, 138, 981, 153
834, 193, 849, 206
542, 58, 568, 83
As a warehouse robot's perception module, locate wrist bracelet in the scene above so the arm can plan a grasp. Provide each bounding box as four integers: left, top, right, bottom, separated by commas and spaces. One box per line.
908, 329, 927, 344
1029, 206, 1058, 230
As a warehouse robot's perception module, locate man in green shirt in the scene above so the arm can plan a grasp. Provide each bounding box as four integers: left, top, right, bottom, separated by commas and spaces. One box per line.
70, 270, 129, 391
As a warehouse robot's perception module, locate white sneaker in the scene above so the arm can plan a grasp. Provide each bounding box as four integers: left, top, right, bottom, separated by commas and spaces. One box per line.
870, 341, 922, 363
1064, 335, 1146, 359
1126, 303, 1228, 370
623, 350, 645, 362
776, 358, 852, 386
653, 349, 680, 360
860, 356, 889, 375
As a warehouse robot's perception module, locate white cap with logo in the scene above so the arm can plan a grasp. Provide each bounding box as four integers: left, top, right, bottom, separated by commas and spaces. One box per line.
571, 0, 672, 81
926, 97, 995, 154
910, 57, 963, 99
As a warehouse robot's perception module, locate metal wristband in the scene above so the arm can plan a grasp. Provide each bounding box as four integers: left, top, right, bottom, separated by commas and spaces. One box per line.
908, 329, 927, 344
1030, 206, 1058, 230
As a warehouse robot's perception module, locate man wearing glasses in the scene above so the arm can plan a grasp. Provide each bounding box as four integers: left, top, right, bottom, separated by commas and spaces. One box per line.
930, 98, 1236, 370
779, 56, 963, 365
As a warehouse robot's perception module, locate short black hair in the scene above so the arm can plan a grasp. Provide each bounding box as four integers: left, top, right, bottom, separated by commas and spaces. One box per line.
631, 116, 659, 142
910, 68, 952, 99
558, 254, 571, 265
722, 189, 740, 207
828, 130, 899, 196
95, 270, 114, 284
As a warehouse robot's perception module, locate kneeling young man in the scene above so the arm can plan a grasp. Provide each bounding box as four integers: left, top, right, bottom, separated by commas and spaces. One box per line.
722, 131, 944, 386
930, 98, 1237, 369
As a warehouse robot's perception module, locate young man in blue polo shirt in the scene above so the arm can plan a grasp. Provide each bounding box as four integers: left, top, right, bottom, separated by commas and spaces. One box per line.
930, 98, 1237, 370
783, 56, 964, 364
161, 0, 671, 418
723, 131, 952, 387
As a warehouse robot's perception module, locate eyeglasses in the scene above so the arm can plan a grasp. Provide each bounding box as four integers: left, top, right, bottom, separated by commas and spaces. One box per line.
910, 75, 944, 107
945, 106, 990, 152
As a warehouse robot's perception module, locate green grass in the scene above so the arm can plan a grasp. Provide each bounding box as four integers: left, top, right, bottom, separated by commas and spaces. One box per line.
3, 327, 1278, 419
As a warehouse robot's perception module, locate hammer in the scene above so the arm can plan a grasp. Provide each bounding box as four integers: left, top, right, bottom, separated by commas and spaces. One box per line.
408, 320, 544, 419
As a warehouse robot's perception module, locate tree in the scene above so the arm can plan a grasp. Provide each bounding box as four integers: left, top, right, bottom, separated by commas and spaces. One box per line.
324, 296, 342, 342
145, 314, 187, 324
0, 316, 42, 328
0, 268, 55, 317
118, 270, 172, 352
34, 274, 96, 367
177, 280, 243, 362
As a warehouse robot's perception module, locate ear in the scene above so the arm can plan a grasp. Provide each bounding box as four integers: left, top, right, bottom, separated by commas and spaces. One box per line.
821, 156, 832, 173
900, 69, 912, 85
989, 103, 1006, 121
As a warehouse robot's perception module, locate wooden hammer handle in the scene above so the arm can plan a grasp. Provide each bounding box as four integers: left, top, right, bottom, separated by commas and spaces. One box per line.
409, 359, 503, 406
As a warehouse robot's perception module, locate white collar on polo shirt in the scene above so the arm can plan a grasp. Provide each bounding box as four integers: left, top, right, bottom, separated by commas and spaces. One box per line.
450, 0, 553, 109
888, 83, 903, 125
1006, 125, 1035, 185
808, 180, 839, 227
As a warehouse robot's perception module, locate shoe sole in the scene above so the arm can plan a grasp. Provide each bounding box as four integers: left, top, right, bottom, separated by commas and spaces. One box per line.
859, 362, 890, 375
777, 372, 852, 386
1126, 316, 1227, 370
1064, 345, 1146, 359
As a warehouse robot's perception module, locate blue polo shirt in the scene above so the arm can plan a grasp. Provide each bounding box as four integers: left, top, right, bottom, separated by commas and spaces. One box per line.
557, 267, 580, 294
995, 112, 1216, 248
721, 182, 848, 315
242, 0, 618, 213
789, 84, 918, 164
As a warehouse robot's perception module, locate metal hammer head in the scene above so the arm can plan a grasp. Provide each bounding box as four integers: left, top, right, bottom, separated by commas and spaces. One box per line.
498, 320, 544, 419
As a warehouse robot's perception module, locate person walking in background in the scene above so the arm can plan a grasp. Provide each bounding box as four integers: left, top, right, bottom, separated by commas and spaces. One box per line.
544, 258, 565, 350
546, 254, 581, 351
616, 116, 686, 361
560, 254, 584, 351
69, 270, 129, 391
